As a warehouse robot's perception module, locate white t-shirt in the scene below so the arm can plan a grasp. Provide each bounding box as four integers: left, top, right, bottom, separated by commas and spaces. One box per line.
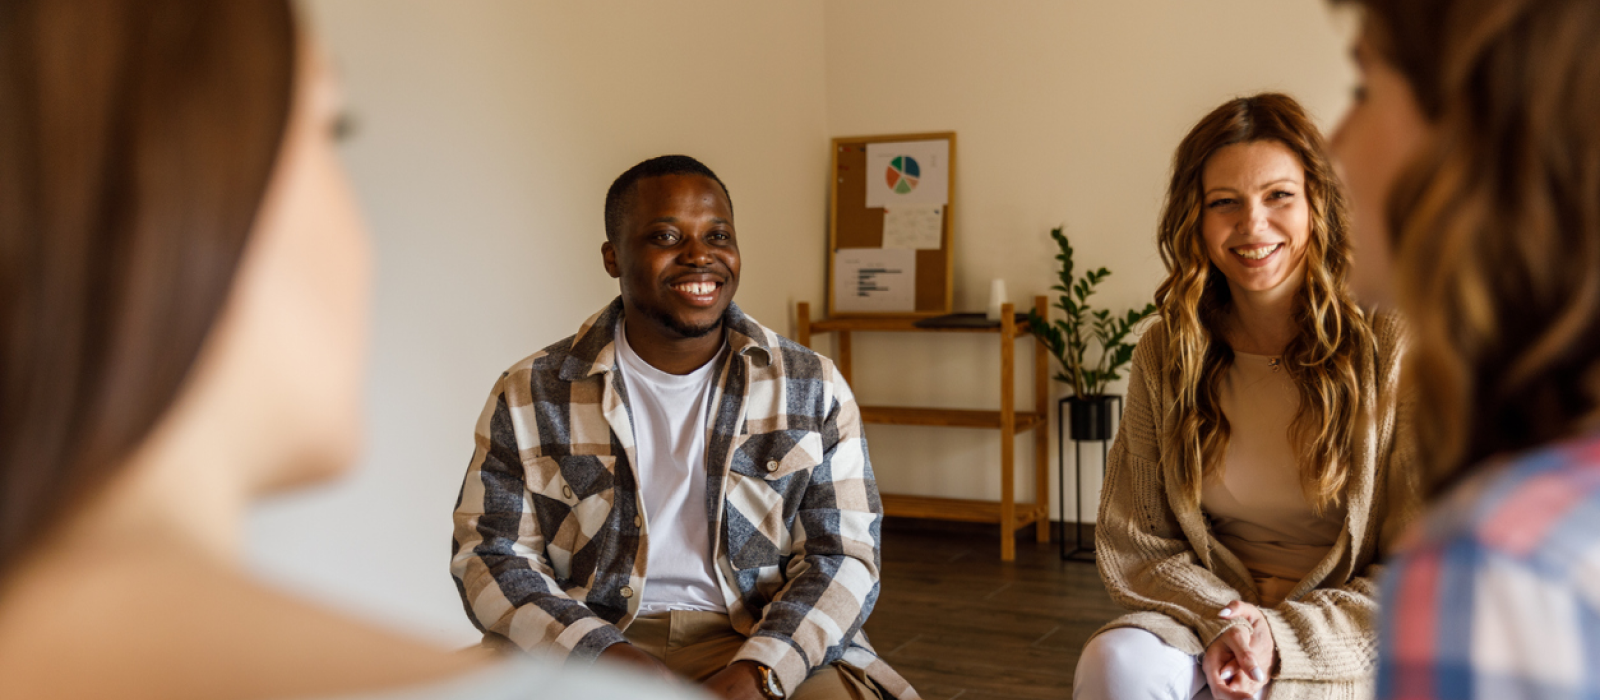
614, 322, 728, 614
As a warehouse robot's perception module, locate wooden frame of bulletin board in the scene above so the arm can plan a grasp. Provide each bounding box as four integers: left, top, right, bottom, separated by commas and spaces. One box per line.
827, 132, 956, 318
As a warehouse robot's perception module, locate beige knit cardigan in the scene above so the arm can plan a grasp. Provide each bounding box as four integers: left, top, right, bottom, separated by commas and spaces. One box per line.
1093, 312, 1417, 700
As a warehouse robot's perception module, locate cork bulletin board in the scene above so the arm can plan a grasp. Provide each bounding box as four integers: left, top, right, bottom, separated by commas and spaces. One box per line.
827, 132, 956, 318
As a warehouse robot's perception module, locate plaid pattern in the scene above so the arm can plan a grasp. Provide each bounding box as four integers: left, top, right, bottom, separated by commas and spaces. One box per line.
1377, 433, 1600, 700
451, 298, 917, 699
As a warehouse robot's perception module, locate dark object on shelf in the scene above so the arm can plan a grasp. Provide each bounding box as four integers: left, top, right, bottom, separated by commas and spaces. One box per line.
1066, 394, 1118, 441
1060, 394, 1122, 562
913, 312, 1030, 329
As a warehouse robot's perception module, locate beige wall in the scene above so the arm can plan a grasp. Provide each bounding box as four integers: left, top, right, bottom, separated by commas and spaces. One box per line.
250, 1, 1355, 646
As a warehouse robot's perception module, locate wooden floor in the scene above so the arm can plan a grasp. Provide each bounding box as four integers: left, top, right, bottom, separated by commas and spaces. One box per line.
863, 523, 1123, 700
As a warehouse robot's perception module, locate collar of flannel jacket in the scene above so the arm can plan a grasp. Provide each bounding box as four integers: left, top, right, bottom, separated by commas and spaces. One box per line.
557, 297, 772, 382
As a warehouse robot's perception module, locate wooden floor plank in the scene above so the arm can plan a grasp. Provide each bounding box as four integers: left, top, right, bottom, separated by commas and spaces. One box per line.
866, 525, 1124, 697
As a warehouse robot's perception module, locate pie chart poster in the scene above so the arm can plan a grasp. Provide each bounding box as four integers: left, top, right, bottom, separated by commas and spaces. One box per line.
864, 139, 950, 209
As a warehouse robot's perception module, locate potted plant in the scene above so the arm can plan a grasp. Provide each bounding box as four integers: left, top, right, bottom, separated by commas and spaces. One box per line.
1027, 225, 1156, 441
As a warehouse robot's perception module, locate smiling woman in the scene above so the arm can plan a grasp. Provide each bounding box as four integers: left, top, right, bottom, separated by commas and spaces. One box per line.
1073, 93, 1417, 700
1199, 140, 1313, 300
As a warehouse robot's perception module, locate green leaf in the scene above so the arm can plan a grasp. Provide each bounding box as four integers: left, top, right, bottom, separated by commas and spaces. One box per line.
1036, 224, 1155, 396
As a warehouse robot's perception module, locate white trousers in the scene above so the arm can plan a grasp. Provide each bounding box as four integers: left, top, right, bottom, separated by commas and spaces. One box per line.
1073, 627, 1231, 700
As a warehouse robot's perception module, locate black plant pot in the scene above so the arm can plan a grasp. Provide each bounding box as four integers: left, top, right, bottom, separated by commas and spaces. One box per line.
1066, 395, 1118, 441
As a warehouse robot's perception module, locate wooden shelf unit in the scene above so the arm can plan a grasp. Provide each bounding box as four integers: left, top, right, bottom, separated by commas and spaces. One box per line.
795, 297, 1050, 561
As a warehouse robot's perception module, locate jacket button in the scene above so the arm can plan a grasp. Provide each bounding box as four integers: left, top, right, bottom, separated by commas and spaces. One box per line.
766, 460, 779, 472
634, 515, 643, 528
620, 586, 634, 598
562, 485, 573, 499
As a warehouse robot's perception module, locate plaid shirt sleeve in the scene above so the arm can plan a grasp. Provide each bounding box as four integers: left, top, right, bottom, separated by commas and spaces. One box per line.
731, 361, 884, 694
449, 368, 627, 663
1377, 441, 1600, 700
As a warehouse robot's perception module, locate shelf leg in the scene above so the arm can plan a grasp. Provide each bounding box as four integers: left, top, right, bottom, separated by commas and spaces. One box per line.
1000, 303, 1016, 562
1034, 295, 1050, 543
796, 302, 811, 348
837, 330, 853, 386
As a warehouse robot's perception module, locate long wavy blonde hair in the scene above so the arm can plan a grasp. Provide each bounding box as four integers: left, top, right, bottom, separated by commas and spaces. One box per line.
1154, 93, 1374, 513
1346, 0, 1600, 493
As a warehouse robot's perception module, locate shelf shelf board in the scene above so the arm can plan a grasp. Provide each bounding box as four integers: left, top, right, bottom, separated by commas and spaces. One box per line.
860, 406, 1044, 431
882, 494, 1046, 525
808, 316, 1035, 338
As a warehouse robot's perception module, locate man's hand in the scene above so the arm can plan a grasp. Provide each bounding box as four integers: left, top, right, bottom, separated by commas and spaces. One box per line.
600, 642, 678, 685
702, 660, 768, 700
1201, 601, 1277, 700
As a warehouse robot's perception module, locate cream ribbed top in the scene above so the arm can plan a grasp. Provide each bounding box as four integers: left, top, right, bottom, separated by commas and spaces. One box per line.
1201, 350, 1346, 606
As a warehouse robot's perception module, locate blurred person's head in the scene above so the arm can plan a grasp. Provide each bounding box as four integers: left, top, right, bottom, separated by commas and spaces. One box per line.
1331, 0, 1600, 491
1155, 93, 1372, 512
0, 0, 368, 574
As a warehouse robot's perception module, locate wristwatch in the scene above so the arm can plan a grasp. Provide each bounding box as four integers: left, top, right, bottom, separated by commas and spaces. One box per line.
753, 663, 787, 699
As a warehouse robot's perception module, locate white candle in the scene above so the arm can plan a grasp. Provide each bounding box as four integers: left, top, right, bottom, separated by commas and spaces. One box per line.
986, 278, 1008, 321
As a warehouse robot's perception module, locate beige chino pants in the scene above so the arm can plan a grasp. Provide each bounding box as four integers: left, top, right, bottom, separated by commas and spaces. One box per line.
624, 611, 882, 700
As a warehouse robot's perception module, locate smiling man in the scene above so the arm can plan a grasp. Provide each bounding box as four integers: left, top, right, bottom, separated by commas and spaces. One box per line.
451, 156, 916, 700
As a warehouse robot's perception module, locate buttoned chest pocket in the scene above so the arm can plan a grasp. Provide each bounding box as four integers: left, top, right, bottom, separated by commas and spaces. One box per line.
531, 453, 619, 578
724, 430, 822, 569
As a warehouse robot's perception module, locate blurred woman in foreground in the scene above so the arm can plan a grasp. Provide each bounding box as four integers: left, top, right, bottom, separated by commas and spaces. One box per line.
0, 2, 699, 698
1330, 0, 1600, 696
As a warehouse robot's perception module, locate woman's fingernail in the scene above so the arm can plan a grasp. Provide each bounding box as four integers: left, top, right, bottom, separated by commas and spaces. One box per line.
1220, 668, 1235, 681
1218, 608, 1233, 618
1252, 668, 1267, 682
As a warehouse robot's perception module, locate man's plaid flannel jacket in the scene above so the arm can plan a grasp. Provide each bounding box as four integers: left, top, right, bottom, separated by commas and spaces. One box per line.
450, 298, 917, 699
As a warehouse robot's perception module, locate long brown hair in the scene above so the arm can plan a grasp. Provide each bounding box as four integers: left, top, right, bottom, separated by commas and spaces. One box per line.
0, 0, 297, 573
1346, 0, 1600, 492
1155, 93, 1374, 512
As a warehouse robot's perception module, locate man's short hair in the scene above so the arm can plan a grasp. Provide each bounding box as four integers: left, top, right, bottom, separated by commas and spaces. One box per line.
604, 155, 733, 242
